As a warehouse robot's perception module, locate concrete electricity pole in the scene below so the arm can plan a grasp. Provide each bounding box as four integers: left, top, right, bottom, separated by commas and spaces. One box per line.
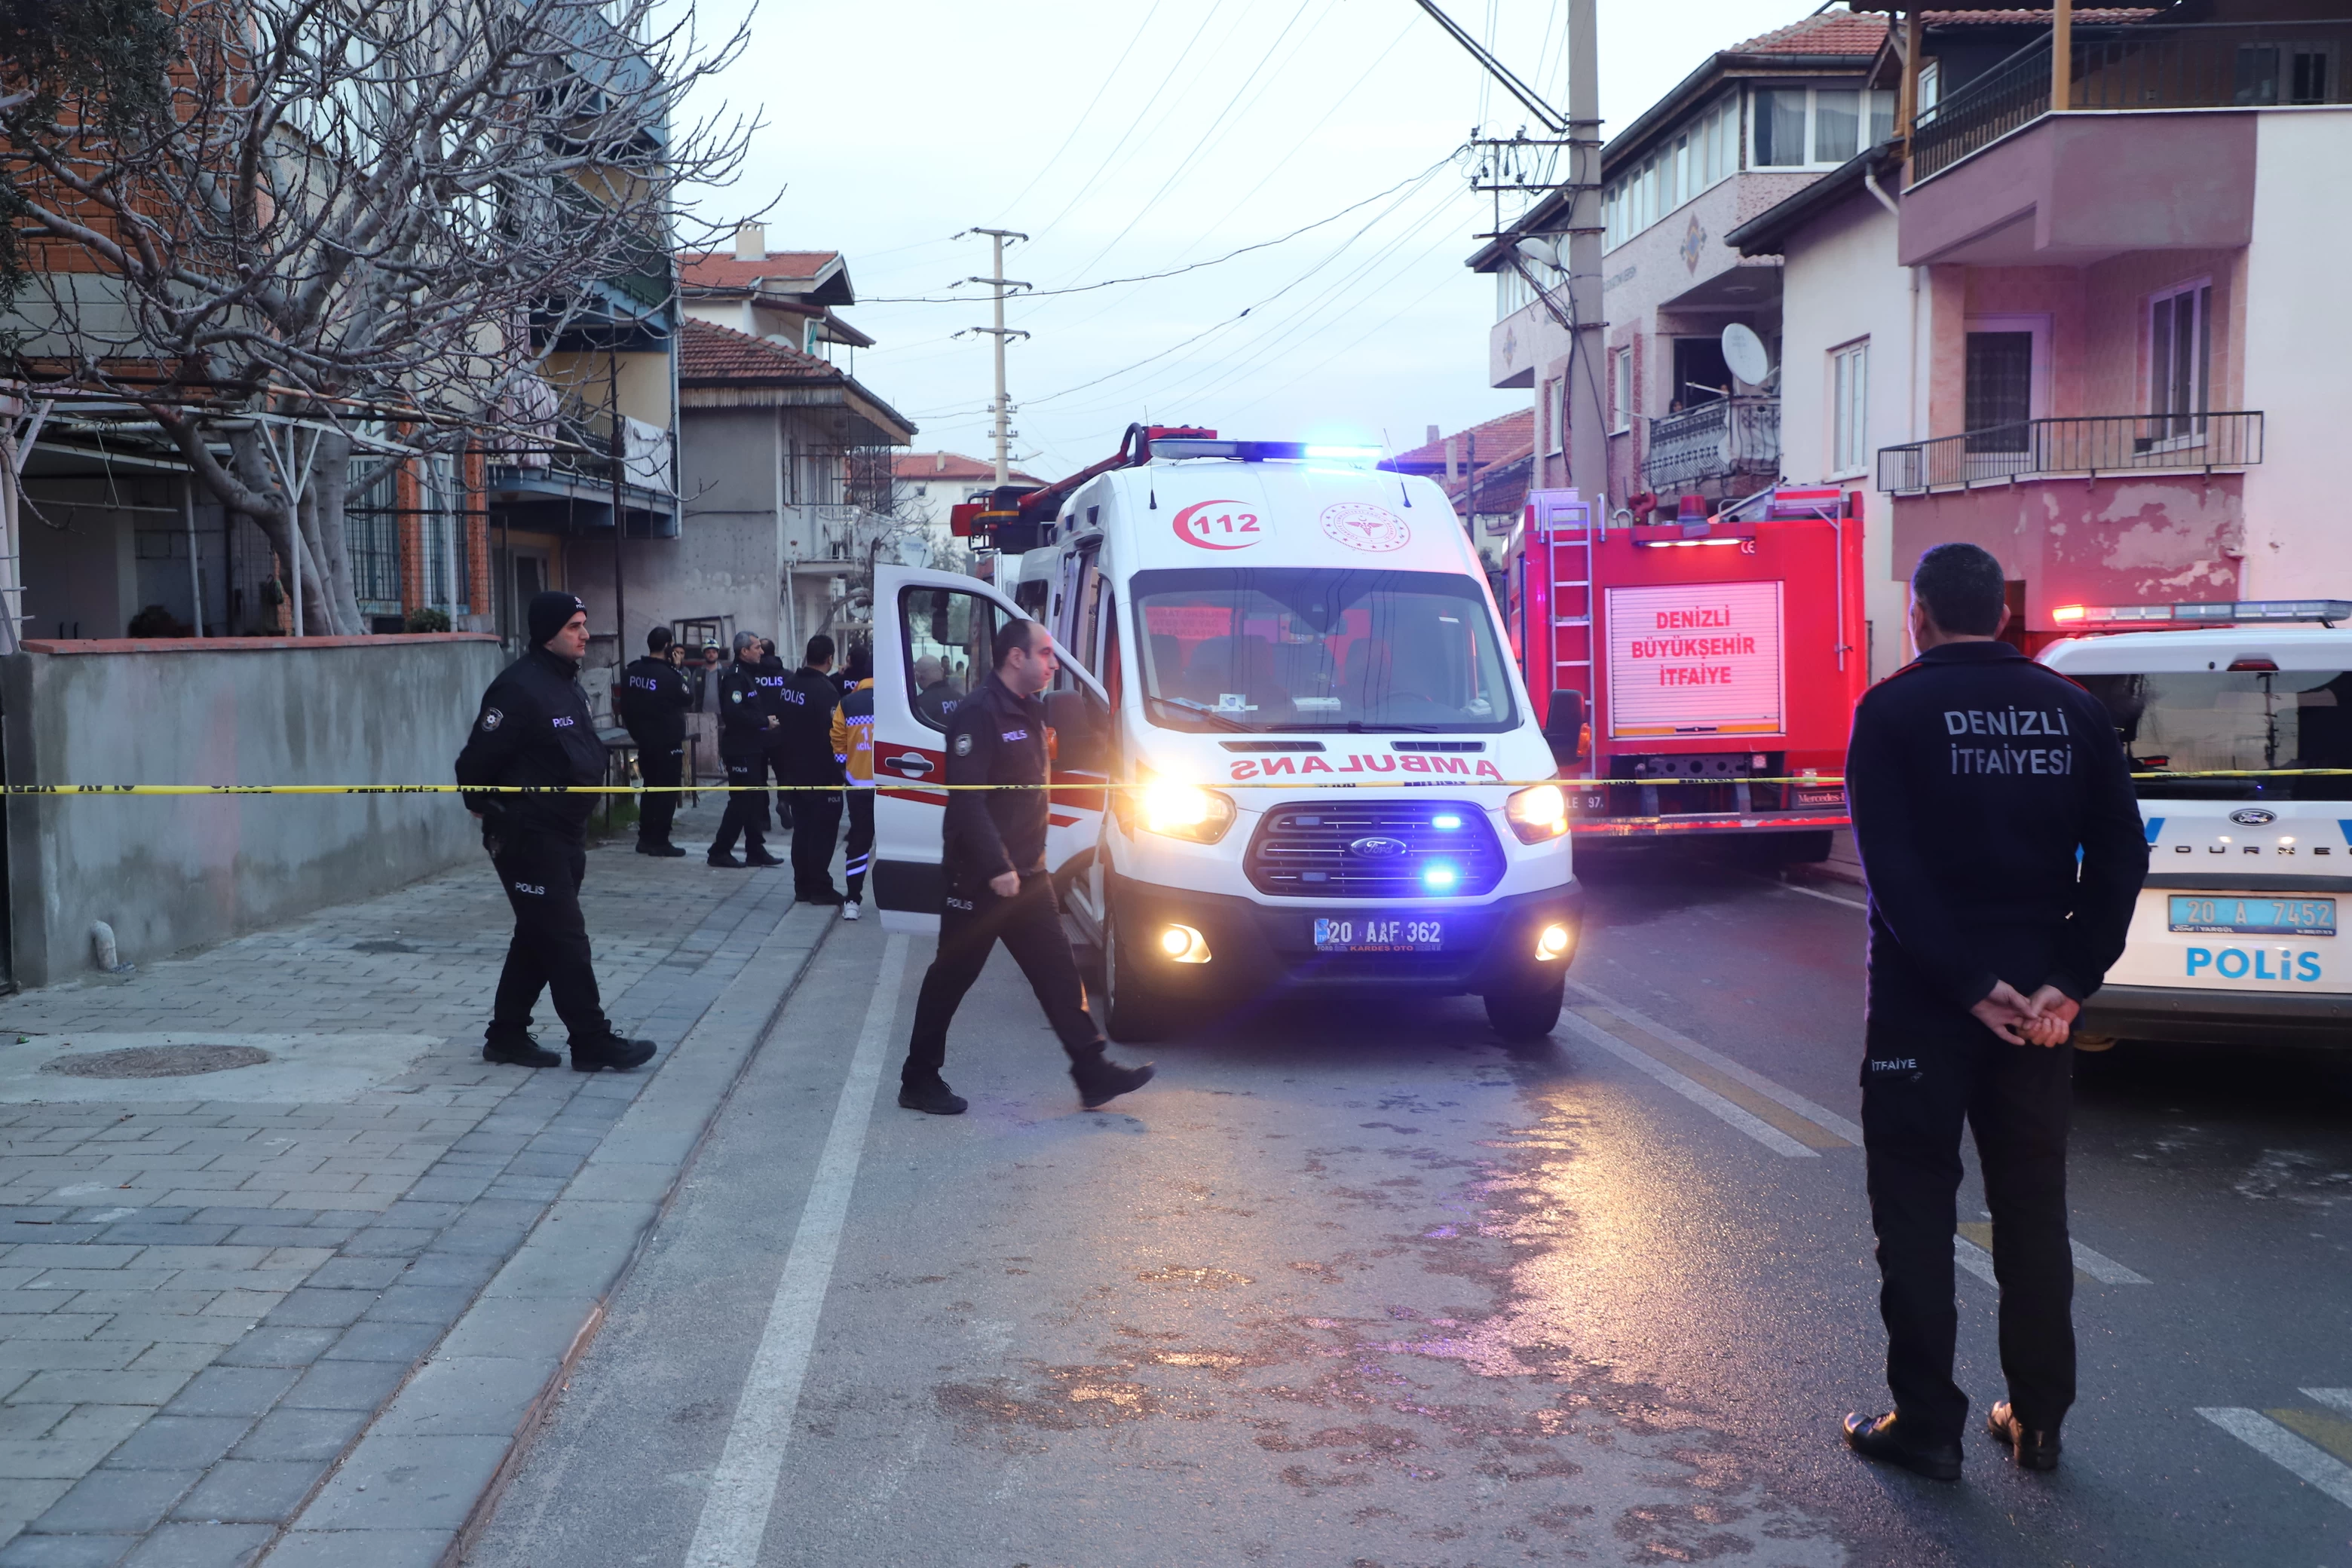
1565, 0, 1606, 510
963, 228, 1031, 485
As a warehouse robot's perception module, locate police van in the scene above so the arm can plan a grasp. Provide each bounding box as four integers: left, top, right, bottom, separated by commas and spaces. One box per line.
2038, 599, 2351, 1046
866, 430, 1582, 1041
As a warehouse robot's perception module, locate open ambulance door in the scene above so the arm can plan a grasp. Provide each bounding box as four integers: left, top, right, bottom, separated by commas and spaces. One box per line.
870, 563, 1110, 936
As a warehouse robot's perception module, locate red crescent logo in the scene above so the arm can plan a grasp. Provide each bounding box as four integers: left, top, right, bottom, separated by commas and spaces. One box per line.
1172, 499, 1260, 550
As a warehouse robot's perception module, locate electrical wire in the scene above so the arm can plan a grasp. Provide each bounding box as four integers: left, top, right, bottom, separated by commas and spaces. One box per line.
1027, 0, 1235, 244
992, 0, 1170, 222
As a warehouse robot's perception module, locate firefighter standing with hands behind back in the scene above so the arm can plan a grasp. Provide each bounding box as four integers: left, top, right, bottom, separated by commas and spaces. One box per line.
1840, 542, 2145, 1481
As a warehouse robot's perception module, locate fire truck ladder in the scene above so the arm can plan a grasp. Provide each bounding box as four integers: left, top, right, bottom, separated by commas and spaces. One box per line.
1530, 492, 1594, 764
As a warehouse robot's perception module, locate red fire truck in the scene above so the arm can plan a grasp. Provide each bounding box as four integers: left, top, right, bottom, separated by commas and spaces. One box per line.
1499, 487, 1867, 858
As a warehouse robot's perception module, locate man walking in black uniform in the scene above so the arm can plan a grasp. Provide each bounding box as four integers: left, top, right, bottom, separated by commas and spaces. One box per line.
617, 625, 692, 857
776, 633, 846, 905
753, 638, 795, 834
897, 618, 1153, 1116
709, 631, 785, 870
455, 592, 657, 1073
1842, 543, 2145, 1480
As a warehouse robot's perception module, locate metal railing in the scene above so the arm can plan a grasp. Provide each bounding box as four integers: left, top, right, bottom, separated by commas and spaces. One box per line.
1642, 396, 1779, 492
1877, 411, 2264, 494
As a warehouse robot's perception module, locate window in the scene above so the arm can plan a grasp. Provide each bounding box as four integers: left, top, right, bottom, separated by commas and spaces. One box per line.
2078, 669, 2352, 801
1609, 348, 1633, 434
1752, 86, 1895, 167
418, 453, 469, 617
1603, 94, 1739, 250
900, 586, 1002, 731
2149, 279, 2213, 443
1830, 340, 1870, 476
2235, 42, 2338, 105
1543, 379, 1564, 455
1916, 59, 1941, 121
1556, 376, 1570, 458
1965, 330, 2035, 452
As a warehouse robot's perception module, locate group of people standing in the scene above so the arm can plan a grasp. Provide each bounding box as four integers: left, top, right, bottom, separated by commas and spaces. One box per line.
615, 626, 877, 916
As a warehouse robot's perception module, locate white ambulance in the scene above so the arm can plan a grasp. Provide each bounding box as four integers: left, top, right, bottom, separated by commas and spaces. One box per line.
866, 433, 1583, 1041
2038, 599, 2351, 1046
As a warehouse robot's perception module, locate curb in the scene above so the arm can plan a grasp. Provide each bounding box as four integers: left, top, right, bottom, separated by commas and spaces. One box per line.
256, 901, 837, 1568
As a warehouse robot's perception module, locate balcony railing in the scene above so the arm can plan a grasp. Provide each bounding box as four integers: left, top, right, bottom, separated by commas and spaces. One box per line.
1876, 411, 2264, 495
1913, 20, 2352, 180
1643, 396, 1779, 493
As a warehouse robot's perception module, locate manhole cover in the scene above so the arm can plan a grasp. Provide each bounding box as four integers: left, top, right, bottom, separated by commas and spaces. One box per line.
41, 1045, 274, 1080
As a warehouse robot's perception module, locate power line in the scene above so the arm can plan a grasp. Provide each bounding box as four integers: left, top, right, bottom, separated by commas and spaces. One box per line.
1027, 0, 1235, 244
992, 0, 1170, 220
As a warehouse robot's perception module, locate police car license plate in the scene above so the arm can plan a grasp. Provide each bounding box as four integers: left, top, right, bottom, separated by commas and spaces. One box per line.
2167, 894, 2336, 937
1312, 917, 1444, 953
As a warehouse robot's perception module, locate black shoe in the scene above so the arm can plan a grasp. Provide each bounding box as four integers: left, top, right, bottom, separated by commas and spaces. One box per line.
707, 851, 746, 868
1842, 1412, 1962, 1482
745, 849, 785, 868
571, 1034, 657, 1073
482, 1033, 561, 1068
898, 1078, 968, 1115
638, 841, 688, 858
1071, 1054, 1155, 1110
1986, 1401, 2061, 1471
798, 887, 845, 906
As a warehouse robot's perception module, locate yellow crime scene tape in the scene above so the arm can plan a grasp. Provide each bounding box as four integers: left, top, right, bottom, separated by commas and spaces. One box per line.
2, 770, 2346, 796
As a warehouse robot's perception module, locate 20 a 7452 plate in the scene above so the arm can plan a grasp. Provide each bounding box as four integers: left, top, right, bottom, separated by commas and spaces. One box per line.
2167, 894, 2336, 937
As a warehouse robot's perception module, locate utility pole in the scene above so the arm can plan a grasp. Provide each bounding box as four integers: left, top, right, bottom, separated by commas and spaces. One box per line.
962, 228, 1031, 485
608, 345, 626, 668
1564, 0, 1606, 513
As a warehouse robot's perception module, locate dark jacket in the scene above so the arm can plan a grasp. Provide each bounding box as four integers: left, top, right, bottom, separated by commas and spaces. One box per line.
454, 645, 606, 840
716, 660, 772, 760
1848, 639, 2147, 1015
942, 675, 1052, 885
752, 652, 789, 737
617, 655, 692, 750
773, 666, 845, 785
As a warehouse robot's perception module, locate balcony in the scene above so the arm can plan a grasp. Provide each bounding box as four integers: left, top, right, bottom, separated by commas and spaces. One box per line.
1642, 397, 1779, 493
1913, 20, 2352, 181
1877, 412, 2264, 495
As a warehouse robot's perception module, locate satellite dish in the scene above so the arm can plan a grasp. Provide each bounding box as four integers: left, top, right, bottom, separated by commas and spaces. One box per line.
1514, 237, 1560, 271
1720, 323, 1773, 387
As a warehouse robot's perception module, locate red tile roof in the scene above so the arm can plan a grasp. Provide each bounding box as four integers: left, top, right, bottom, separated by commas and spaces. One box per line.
1733, 11, 1888, 55
1392, 409, 1538, 472
894, 452, 1041, 485
677, 317, 837, 384
677, 250, 842, 290
1917, 8, 2160, 20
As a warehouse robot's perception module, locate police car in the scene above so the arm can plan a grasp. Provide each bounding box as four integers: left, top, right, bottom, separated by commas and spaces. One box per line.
2038, 599, 2351, 1046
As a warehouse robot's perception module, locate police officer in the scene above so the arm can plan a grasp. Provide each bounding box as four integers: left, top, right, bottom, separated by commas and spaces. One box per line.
617, 626, 692, 857
708, 630, 785, 870
896, 618, 1153, 1116
830, 642, 875, 920
754, 637, 795, 835
777, 634, 847, 905
1841, 543, 2145, 1481
455, 592, 657, 1073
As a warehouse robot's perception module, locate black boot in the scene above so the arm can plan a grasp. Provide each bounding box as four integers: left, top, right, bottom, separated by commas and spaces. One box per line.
638, 841, 688, 858
1986, 1401, 2061, 1472
571, 1034, 657, 1073
707, 850, 746, 868
483, 1031, 560, 1068
745, 845, 785, 868
1070, 1052, 1154, 1110
898, 1076, 968, 1116
1842, 1411, 1962, 1481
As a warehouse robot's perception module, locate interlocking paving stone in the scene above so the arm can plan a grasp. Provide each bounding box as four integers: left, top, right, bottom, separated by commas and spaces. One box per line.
121, 1523, 274, 1568
103, 1417, 252, 1472
168, 1460, 325, 1525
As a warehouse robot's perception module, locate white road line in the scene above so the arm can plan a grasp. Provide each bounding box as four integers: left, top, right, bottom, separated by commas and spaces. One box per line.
2305, 1389, 2352, 1418
2199, 1407, 2352, 1509
682, 933, 909, 1568
1564, 983, 1865, 1144
1559, 1010, 1818, 1159
2071, 1240, 2151, 1285
1954, 1234, 1999, 1285
1762, 874, 1869, 912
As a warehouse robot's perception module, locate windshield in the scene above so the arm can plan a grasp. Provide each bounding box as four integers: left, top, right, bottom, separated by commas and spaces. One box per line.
2075, 669, 2352, 801
1132, 568, 1517, 733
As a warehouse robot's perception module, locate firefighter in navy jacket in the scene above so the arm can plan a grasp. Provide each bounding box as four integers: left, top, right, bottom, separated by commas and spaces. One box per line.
617, 625, 693, 857
1839, 544, 2145, 1482
454, 592, 656, 1073
896, 618, 1153, 1117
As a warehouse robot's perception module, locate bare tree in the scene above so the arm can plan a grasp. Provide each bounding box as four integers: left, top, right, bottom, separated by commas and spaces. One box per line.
1, 0, 752, 632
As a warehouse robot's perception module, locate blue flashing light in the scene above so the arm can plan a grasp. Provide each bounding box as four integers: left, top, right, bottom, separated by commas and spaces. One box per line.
1303, 444, 1381, 461
1421, 862, 1459, 891
1430, 813, 1464, 830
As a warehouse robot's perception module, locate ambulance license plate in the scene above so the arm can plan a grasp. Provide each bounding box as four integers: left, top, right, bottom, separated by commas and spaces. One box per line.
2167, 894, 2336, 937
1312, 917, 1444, 953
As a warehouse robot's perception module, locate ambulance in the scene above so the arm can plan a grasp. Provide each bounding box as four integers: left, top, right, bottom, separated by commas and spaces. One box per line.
2037, 599, 2351, 1046
866, 427, 1582, 1041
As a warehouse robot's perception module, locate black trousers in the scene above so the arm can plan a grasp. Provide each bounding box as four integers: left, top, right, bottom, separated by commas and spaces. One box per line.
902, 871, 1104, 1086
488, 828, 610, 1043
791, 788, 843, 897
1861, 991, 2076, 1444
764, 746, 795, 831
711, 752, 770, 856
636, 743, 683, 847
842, 790, 874, 901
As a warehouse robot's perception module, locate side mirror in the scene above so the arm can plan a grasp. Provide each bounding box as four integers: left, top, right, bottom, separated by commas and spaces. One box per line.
1543, 688, 1586, 761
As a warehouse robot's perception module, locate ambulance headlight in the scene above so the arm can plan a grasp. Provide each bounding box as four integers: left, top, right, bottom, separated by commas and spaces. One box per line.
1535, 923, 1574, 961
1158, 923, 1212, 963
1505, 783, 1570, 844
1139, 780, 1236, 844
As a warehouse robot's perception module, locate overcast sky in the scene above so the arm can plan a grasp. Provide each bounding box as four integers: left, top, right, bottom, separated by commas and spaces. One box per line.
679, 1, 1833, 479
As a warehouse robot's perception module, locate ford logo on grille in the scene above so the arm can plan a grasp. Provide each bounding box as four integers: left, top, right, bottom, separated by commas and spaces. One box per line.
1348, 835, 1410, 859
2228, 807, 2277, 825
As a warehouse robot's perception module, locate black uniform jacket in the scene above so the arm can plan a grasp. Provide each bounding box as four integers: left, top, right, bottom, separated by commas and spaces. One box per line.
1848, 639, 2147, 1015
454, 646, 606, 839
773, 666, 846, 785
616, 656, 691, 750
942, 676, 1052, 886
716, 660, 770, 760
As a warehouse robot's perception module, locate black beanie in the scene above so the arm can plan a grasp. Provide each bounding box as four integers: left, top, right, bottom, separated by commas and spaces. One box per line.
528, 591, 586, 648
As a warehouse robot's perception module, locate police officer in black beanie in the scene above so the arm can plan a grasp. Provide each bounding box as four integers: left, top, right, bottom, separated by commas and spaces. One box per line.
455, 592, 657, 1073
617, 625, 692, 857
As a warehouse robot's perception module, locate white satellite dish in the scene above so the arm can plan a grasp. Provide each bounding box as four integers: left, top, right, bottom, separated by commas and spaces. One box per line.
1514, 236, 1560, 271
1720, 323, 1773, 387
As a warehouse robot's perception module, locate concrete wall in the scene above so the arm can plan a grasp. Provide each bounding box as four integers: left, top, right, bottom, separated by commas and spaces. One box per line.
1, 634, 504, 988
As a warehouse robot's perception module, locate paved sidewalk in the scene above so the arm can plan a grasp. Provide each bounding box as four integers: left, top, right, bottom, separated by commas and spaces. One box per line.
0, 798, 829, 1566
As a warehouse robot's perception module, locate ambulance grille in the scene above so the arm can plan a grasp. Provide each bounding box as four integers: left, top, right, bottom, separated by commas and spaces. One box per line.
1244, 801, 1506, 899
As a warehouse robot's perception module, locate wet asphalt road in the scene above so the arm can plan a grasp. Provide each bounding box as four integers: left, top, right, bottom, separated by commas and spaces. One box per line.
466, 851, 2352, 1567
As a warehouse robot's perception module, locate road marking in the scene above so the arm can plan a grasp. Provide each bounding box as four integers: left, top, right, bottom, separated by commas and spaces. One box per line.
681, 933, 909, 1568
1565, 985, 1863, 1145
2270, 1407, 2352, 1466
1954, 1233, 1999, 1285
2200, 1407, 2352, 1509
2309, 1389, 2352, 1419
1953, 1223, 2150, 1286
2069, 1240, 2151, 1285
1764, 874, 1869, 911
1563, 1006, 1820, 1158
